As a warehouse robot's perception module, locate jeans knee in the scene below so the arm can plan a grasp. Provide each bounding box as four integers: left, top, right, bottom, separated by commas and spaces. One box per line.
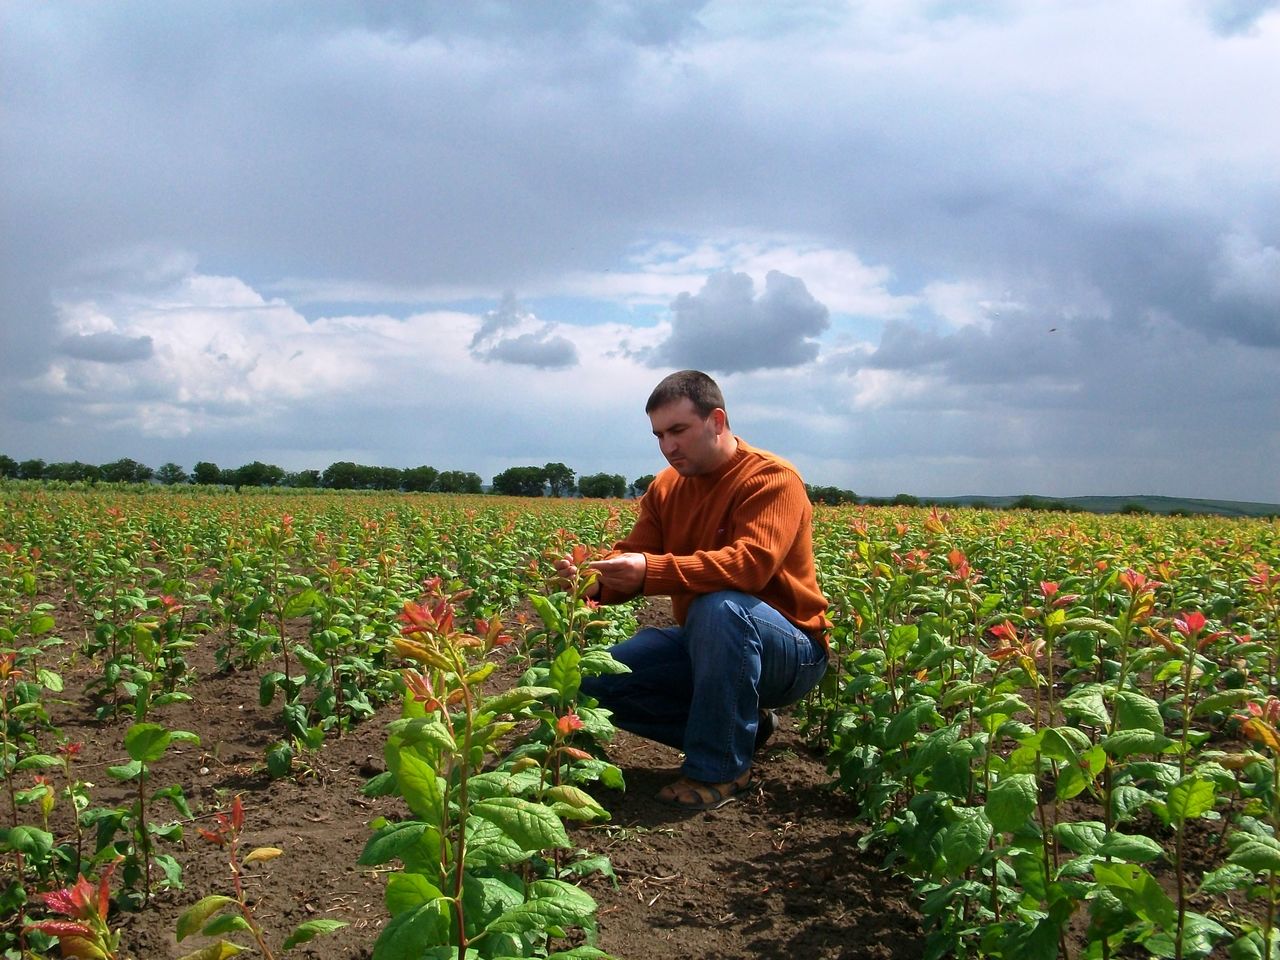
686, 590, 749, 625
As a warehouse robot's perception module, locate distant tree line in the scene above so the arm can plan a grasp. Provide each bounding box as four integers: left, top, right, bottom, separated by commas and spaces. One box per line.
0, 453, 655, 499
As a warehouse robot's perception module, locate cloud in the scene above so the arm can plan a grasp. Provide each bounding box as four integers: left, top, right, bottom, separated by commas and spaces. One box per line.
2, 3, 1279, 501
646, 270, 830, 373
57, 331, 154, 363
469, 293, 579, 369
1204, 0, 1280, 34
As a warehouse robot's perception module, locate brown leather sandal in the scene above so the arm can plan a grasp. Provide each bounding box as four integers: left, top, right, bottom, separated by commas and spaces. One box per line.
656, 769, 752, 810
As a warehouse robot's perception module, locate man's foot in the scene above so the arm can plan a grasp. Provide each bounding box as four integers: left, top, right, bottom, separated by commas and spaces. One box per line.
655, 769, 752, 810
755, 708, 778, 753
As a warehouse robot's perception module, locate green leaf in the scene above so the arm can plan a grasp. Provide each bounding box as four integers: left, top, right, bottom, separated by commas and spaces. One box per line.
1100, 728, 1173, 758
465, 815, 528, 867
886, 624, 918, 660
1177, 912, 1230, 956
1096, 832, 1164, 863
1053, 820, 1106, 855
985, 773, 1038, 834
546, 785, 609, 822
176, 942, 246, 960
36, 667, 63, 691
14, 753, 61, 772
884, 700, 934, 747
1194, 688, 1254, 717
125, 722, 171, 762
529, 594, 565, 635
484, 879, 597, 936
942, 810, 992, 872
1055, 744, 1105, 800
478, 685, 560, 719
470, 797, 571, 855
549, 647, 582, 701
177, 895, 236, 941
1167, 776, 1217, 823
283, 588, 324, 619
259, 671, 284, 707
385, 873, 445, 916
940, 682, 983, 710
1092, 862, 1177, 927
579, 649, 630, 676
387, 746, 445, 826
108, 759, 144, 780
1039, 726, 1091, 762
265, 741, 294, 780
1229, 836, 1280, 874
386, 718, 456, 755
1197, 864, 1253, 895
282, 918, 349, 949
1115, 691, 1164, 734
202, 914, 252, 937
359, 821, 432, 867
1063, 617, 1121, 639
0, 825, 54, 857
371, 902, 451, 960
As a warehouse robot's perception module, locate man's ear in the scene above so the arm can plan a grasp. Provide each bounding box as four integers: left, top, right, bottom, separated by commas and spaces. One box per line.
712, 408, 728, 433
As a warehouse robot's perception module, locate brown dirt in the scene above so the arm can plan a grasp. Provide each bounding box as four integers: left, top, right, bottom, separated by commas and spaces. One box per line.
10, 596, 925, 960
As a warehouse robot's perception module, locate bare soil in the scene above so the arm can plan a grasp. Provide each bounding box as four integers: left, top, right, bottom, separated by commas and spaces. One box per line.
13, 595, 925, 960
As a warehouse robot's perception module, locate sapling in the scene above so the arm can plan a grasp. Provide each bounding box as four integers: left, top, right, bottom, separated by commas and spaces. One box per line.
24, 861, 123, 960
177, 794, 347, 960
102, 721, 199, 907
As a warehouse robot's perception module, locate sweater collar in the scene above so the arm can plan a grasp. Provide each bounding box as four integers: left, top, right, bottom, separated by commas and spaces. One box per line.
691, 436, 748, 488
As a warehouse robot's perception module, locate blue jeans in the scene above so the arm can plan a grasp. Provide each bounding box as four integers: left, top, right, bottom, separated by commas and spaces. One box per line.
580, 591, 828, 783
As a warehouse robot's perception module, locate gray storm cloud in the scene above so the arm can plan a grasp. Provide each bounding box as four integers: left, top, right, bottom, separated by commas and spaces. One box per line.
57, 331, 155, 364
648, 270, 830, 374
469, 293, 579, 370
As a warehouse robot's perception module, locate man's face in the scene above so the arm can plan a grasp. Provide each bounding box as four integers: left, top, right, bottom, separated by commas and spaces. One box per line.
648, 398, 726, 477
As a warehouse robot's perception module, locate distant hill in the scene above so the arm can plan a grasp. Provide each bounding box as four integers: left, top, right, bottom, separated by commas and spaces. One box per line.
925, 493, 1280, 518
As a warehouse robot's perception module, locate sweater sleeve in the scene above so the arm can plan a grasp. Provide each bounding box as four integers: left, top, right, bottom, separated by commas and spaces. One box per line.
643, 468, 805, 595
594, 484, 666, 605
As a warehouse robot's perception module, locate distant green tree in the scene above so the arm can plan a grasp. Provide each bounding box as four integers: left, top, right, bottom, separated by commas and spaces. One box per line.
891, 493, 920, 507
806, 484, 857, 506
0, 455, 18, 478
402, 466, 440, 492
192, 461, 222, 485
284, 469, 322, 488
45, 461, 101, 483
18, 459, 47, 480
100, 458, 153, 483
1120, 502, 1150, 515
365, 466, 403, 490
155, 462, 189, 485
322, 461, 361, 489
437, 470, 482, 494
492, 466, 548, 497
234, 461, 285, 488
578, 473, 627, 498
543, 462, 576, 497
631, 474, 656, 497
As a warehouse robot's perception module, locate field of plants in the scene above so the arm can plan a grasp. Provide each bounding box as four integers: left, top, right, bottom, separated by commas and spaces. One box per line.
1, 485, 1278, 959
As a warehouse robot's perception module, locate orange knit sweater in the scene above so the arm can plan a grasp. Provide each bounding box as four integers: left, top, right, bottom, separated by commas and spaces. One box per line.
600, 439, 829, 638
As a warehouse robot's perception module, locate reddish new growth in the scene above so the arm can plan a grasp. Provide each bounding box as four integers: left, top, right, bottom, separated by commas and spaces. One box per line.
26, 862, 120, 960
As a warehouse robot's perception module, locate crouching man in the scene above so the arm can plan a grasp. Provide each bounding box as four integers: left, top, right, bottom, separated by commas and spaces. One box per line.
556, 370, 829, 810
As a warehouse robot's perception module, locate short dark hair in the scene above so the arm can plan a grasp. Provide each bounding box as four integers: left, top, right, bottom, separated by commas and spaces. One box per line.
645, 370, 726, 418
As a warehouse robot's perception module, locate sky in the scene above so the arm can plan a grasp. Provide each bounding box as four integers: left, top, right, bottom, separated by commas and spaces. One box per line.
2, 0, 1279, 502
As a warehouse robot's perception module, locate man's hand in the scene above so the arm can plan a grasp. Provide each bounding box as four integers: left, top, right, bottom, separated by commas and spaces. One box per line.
588, 553, 647, 596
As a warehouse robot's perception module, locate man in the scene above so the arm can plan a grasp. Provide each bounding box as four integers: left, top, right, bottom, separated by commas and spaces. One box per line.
557, 370, 829, 810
